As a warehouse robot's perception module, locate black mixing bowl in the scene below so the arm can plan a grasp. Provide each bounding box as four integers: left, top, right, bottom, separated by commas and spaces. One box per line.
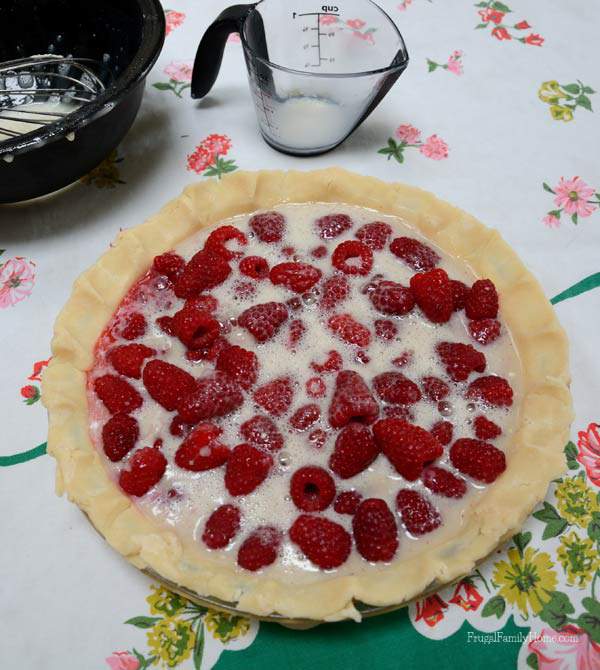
0, 0, 165, 204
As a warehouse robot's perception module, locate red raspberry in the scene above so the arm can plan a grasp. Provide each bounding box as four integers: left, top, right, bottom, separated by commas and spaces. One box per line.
450, 280, 468, 311
239, 255, 269, 280
334, 491, 362, 515
422, 466, 467, 498
121, 312, 147, 340
249, 211, 285, 243
332, 240, 373, 276
390, 237, 440, 272
375, 319, 398, 341
474, 415, 502, 440
315, 213, 353, 239
156, 316, 176, 336
288, 319, 306, 348
436, 342, 487, 382
94, 374, 143, 414
281, 246, 295, 257
234, 280, 256, 299
153, 252, 185, 281
306, 376, 326, 398
190, 295, 219, 312
466, 376, 513, 407
355, 221, 392, 250
290, 466, 336, 512
320, 274, 350, 310
383, 405, 414, 422
286, 296, 303, 311
373, 372, 422, 405
328, 314, 371, 347
178, 371, 243, 423
173, 301, 221, 350
174, 250, 231, 299
202, 504, 241, 549
142, 360, 196, 412
465, 279, 499, 320
237, 526, 282, 571
238, 302, 288, 342
253, 377, 294, 416
289, 515, 351, 569
369, 281, 415, 316
329, 370, 379, 428
410, 269, 453, 323
240, 415, 283, 453
355, 350, 370, 365
225, 443, 273, 495
450, 438, 506, 483
469, 319, 501, 345
174, 423, 230, 472
311, 245, 327, 258
392, 351, 413, 368
308, 429, 328, 449
119, 447, 167, 497
311, 350, 343, 374
329, 422, 379, 479
216, 344, 258, 390
353, 498, 399, 562
270, 262, 322, 293
185, 336, 230, 363
430, 420, 453, 446
290, 404, 320, 431
421, 376, 450, 401
169, 415, 193, 438
102, 414, 139, 462
204, 225, 247, 260
373, 419, 443, 481
396, 489, 441, 535
108, 344, 155, 379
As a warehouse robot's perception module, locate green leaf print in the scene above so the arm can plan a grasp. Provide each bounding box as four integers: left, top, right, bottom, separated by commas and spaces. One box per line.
491, 1, 511, 12
533, 502, 569, 539
564, 441, 579, 470
576, 95, 593, 111
538, 591, 575, 630
125, 616, 162, 629
193, 619, 205, 670
526, 653, 539, 670
481, 595, 506, 619
588, 513, 600, 543
561, 83, 581, 95
513, 531, 532, 558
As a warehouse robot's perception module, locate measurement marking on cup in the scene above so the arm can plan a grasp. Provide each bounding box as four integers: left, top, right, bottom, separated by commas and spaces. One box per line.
294, 11, 339, 68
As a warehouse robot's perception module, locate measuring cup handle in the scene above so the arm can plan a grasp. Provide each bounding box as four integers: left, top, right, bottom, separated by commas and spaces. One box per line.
191, 4, 255, 99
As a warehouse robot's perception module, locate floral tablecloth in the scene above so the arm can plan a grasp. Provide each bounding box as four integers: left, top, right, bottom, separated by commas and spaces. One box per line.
2, 1, 599, 668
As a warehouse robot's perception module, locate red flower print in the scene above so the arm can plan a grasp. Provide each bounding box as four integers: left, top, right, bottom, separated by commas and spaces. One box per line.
21, 385, 37, 399
414, 594, 448, 627
448, 580, 483, 612
186, 134, 238, 178
346, 18, 366, 30
524, 33, 544, 46
165, 10, 185, 36
0, 256, 36, 309
478, 8, 504, 24
187, 145, 215, 174
514, 20, 531, 30
578, 423, 600, 486
202, 134, 232, 156
527, 626, 600, 670
491, 26, 512, 40
28, 358, 51, 382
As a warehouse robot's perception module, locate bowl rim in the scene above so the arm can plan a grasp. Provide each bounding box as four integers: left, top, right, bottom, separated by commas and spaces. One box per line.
0, 0, 165, 157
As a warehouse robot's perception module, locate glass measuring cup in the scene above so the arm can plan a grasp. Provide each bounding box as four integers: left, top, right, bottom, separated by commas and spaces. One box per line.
191, 0, 408, 156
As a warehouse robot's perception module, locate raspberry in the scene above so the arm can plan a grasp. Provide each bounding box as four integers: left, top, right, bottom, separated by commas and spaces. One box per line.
239, 255, 269, 279
465, 279, 499, 320
186, 336, 230, 363
225, 443, 273, 495
281, 246, 295, 257
169, 415, 193, 438
430, 420, 453, 445
373, 372, 422, 405
390, 237, 440, 272
121, 312, 147, 340
383, 405, 414, 422
410, 268, 453, 323
289, 515, 351, 569
466, 376, 513, 407
253, 377, 294, 416
142, 360, 196, 412
422, 466, 467, 498
308, 429, 328, 449
288, 319, 306, 348
396, 489, 441, 535
153, 252, 185, 281
392, 351, 413, 368
286, 296, 302, 311
202, 504, 241, 549
355, 221, 392, 250
270, 262, 322, 293
355, 350, 370, 365
353, 498, 399, 562
237, 526, 282, 571
421, 376, 450, 401
373, 419, 443, 481
290, 466, 336, 512
102, 414, 139, 462
375, 319, 397, 341
329, 370, 379, 428
174, 250, 231, 298
315, 213, 353, 239
240, 415, 283, 453
216, 344, 258, 390
369, 281, 415, 316
450, 280, 468, 311
334, 491, 362, 515
234, 280, 256, 299
174, 423, 230, 472
320, 274, 350, 310
328, 314, 371, 347
311, 245, 327, 258
108, 344, 155, 379
474, 415, 502, 440
173, 301, 221, 350
190, 295, 219, 313
119, 447, 167, 497
290, 404, 320, 431
238, 302, 288, 342
204, 225, 247, 260
332, 240, 373, 276
450, 438, 506, 483
469, 319, 501, 345
306, 376, 326, 398
156, 316, 176, 336
94, 374, 143, 414
329, 422, 379, 479
249, 211, 285, 243
436, 342, 487, 382
311, 350, 343, 374
178, 371, 244, 423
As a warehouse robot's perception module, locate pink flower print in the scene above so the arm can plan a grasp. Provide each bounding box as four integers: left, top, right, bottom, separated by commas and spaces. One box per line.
164, 61, 193, 83
527, 626, 600, 670
397, 0, 413, 11
543, 213, 560, 228
187, 145, 215, 174
419, 134, 449, 160
578, 423, 600, 486
105, 651, 140, 670
164, 10, 185, 36
202, 133, 232, 156
353, 31, 374, 42
446, 50, 463, 76
346, 19, 366, 30
320, 15, 338, 25
0, 256, 36, 308
227, 32, 241, 43
553, 176, 597, 218
395, 124, 421, 144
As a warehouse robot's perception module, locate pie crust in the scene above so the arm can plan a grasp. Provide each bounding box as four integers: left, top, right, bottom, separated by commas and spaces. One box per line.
42, 168, 572, 622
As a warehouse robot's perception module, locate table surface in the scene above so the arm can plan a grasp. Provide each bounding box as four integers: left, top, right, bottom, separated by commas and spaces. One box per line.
2, 1, 599, 668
